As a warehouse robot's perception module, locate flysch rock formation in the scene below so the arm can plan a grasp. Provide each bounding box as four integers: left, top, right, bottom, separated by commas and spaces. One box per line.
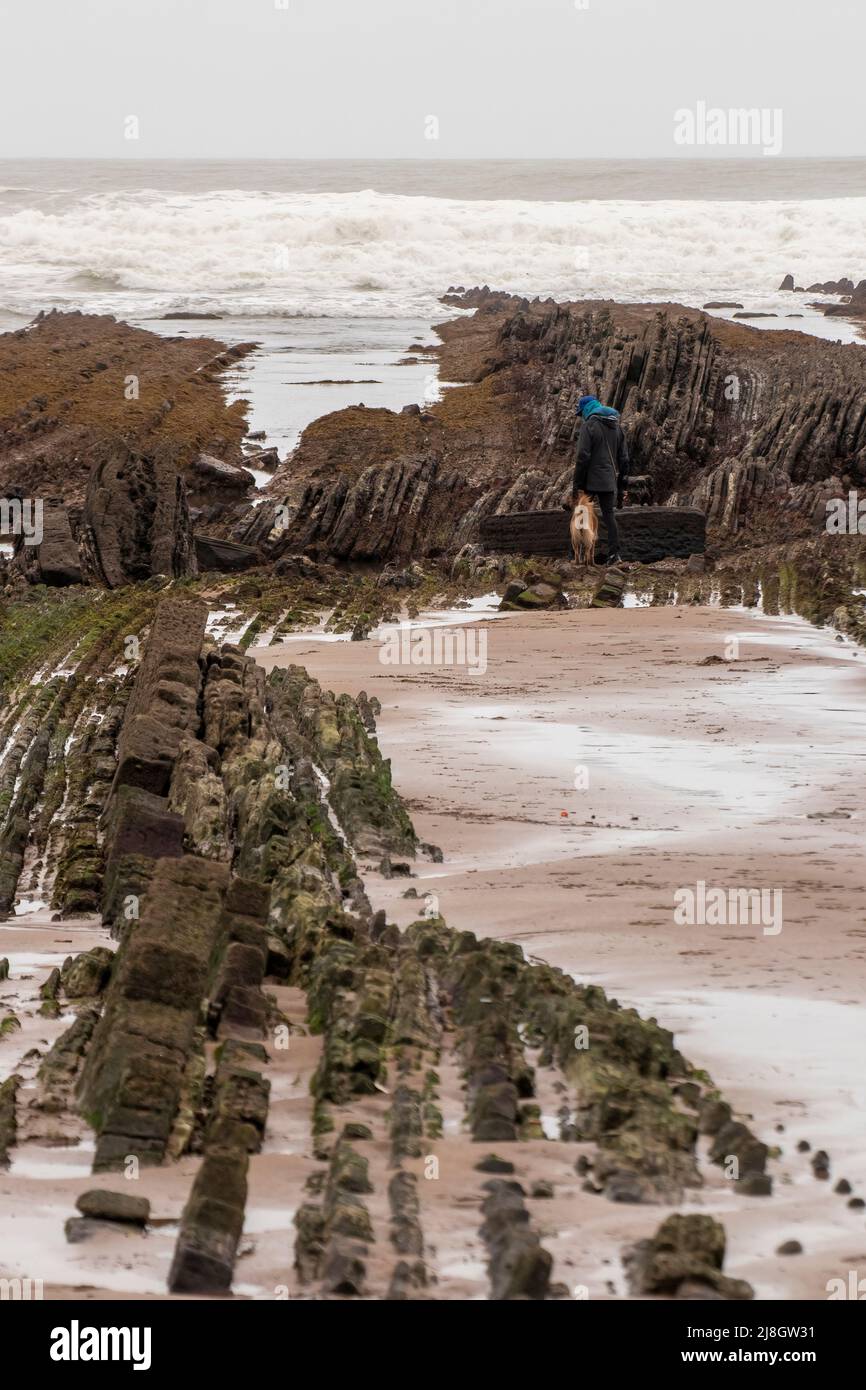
228, 290, 866, 565
4, 295, 866, 592
0, 309, 255, 587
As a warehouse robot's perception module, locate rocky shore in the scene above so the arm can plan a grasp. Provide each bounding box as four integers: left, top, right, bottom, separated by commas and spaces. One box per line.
1, 291, 864, 1299
778, 272, 866, 330
4, 292, 866, 595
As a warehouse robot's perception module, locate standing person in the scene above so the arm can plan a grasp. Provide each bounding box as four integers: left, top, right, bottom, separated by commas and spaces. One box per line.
571, 394, 629, 564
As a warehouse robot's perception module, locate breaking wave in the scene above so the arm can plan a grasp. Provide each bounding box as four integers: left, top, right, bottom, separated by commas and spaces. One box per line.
1, 187, 865, 320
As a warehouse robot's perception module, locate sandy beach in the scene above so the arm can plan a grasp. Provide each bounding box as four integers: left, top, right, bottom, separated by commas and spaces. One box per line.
251, 599, 866, 1299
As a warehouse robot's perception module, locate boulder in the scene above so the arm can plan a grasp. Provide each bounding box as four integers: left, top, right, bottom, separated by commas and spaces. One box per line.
272, 552, 321, 579
808, 278, 857, 296
78, 855, 231, 1169
294, 1204, 326, 1283
168, 1150, 249, 1293
167, 736, 228, 861
737, 1172, 773, 1197
101, 785, 185, 933
499, 580, 566, 612
387, 1259, 427, 1299
389, 1171, 424, 1257
377, 562, 425, 590
61, 947, 114, 998
79, 447, 197, 587
194, 534, 259, 572
824, 278, 866, 317
193, 453, 251, 489
342, 1122, 373, 1141
603, 1168, 654, 1203
244, 447, 280, 471
480, 1179, 552, 1300
709, 1119, 768, 1179
591, 567, 626, 608
205, 1058, 270, 1155
111, 597, 207, 799
210, 940, 268, 1039
321, 1241, 367, 1296
626, 1214, 754, 1300
698, 1097, 732, 1135
470, 1079, 520, 1142
530, 1180, 555, 1199
75, 1188, 150, 1225
12, 502, 82, 586
475, 1154, 516, 1174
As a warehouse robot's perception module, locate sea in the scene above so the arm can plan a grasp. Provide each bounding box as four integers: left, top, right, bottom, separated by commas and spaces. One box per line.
1, 157, 864, 456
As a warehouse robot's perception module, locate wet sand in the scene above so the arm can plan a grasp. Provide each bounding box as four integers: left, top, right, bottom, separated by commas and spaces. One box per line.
254, 601, 866, 1299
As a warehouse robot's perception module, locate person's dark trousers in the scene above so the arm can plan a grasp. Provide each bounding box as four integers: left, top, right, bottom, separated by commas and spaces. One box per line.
593, 490, 620, 558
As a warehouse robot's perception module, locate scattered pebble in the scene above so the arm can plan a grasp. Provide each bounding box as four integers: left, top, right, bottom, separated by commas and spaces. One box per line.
342, 1123, 372, 1141
475, 1154, 515, 1175
530, 1180, 554, 1199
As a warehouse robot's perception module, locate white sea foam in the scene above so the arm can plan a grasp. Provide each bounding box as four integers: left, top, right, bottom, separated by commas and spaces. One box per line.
1, 188, 864, 322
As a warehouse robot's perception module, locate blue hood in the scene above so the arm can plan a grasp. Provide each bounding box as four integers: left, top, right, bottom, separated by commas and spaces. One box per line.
577, 395, 620, 421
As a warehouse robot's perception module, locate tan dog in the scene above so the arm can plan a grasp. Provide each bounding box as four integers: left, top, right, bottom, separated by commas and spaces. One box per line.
570, 491, 598, 566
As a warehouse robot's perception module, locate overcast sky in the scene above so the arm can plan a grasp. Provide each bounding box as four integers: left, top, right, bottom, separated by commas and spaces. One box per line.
1, 0, 864, 159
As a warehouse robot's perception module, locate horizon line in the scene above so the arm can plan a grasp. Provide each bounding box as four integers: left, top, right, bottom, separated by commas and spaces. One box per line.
2, 153, 866, 164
